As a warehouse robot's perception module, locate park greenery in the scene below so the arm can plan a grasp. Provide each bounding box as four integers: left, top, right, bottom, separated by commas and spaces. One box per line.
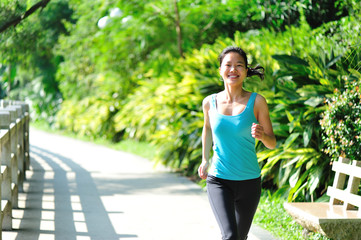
1, 0, 360, 226
320, 75, 361, 161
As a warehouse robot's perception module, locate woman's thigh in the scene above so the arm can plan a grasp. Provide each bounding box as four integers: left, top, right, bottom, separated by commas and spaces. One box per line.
207, 175, 238, 240
234, 177, 261, 240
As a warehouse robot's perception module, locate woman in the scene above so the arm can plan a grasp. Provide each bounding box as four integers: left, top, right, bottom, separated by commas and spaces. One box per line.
198, 46, 276, 240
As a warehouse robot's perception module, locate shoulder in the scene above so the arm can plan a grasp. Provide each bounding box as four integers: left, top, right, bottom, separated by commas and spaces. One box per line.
254, 93, 267, 106
202, 95, 211, 112
202, 94, 215, 110
254, 93, 270, 112
202, 95, 212, 104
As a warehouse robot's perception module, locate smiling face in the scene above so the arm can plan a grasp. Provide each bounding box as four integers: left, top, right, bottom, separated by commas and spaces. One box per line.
219, 52, 248, 87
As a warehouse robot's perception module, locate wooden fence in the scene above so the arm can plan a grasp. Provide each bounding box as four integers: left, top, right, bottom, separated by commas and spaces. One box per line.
0, 100, 30, 240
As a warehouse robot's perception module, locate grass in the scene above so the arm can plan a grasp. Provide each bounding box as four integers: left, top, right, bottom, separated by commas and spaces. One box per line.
31, 120, 331, 240
254, 191, 331, 240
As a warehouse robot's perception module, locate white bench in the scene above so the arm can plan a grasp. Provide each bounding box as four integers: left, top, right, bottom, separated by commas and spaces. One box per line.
284, 157, 361, 240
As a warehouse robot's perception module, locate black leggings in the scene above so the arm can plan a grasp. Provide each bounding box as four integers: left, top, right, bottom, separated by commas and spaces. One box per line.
206, 175, 261, 240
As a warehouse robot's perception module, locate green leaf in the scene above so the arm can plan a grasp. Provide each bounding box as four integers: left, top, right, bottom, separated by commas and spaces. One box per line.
303, 125, 313, 147
293, 182, 308, 201
325, 54, 342, 69
278, 164, 293, 187
283, 133, 300, 150
285, 110, 294, 122
289, 168, 301, 188
289, 169, 310, 201
304, 97, 323, 107
272, 54, 309, 66
282, 155, 302, 168
308, 167, 323, 194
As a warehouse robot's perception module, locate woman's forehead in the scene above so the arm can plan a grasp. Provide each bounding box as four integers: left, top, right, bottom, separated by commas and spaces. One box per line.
223, 52, 246, 63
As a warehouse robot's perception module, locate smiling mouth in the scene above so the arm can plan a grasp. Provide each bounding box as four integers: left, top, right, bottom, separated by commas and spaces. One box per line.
228, 75, 239, 78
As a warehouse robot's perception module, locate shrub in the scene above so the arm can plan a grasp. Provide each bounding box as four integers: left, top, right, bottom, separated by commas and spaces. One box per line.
320, 72, 361, 161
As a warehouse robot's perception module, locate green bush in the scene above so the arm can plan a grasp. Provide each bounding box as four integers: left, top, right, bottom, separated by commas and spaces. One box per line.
257, 50, 342, 202
256, 13, 361, 201
320, 72, 361, 161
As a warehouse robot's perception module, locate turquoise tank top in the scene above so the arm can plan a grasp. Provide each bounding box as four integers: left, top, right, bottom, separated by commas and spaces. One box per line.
208, 92, 261, 180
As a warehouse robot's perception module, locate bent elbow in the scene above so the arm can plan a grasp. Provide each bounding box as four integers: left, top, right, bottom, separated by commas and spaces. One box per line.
267, 138, 277, 149
267, 144, 276, 150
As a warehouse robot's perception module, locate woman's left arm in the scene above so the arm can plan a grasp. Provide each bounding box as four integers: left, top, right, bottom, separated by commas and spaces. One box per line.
252, 94, 276, 149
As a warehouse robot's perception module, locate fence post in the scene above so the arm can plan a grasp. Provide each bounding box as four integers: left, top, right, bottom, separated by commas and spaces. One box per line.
23, 104, 30, 171
6, 107, 19, 209
0, 101, 30, 238
0, 111, 13, 232
8, 106, 24, 193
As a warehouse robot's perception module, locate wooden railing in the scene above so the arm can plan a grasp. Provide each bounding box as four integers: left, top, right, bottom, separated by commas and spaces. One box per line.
0, 100, 30, 240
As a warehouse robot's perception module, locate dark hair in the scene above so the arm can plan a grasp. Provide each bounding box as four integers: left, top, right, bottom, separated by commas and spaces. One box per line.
218, 46, 265, 80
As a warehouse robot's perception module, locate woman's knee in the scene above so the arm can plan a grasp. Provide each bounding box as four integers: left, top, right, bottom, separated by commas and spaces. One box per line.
222, 233, 238, 240
222, 234, 247, 240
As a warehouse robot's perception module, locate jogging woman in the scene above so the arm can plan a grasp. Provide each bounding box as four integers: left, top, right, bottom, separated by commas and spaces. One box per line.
198, 46, 276, 240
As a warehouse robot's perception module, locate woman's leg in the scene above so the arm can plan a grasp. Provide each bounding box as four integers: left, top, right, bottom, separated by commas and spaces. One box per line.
234, 177, 261, 240
207, 175, 238, 240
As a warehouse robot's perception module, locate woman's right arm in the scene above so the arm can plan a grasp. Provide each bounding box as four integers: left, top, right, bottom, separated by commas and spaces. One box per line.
198, 96, 212, 180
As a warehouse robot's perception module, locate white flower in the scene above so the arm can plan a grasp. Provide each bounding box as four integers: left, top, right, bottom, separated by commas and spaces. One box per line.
97, 16, 110, 29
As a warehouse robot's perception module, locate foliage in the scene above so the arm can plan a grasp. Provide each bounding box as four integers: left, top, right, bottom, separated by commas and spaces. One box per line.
1, 0, 354, 129
302, 0, 349, 28
254, 191, 330, 240
257, 13, 361, 201
320, 73, 361, 160
0, 0, 73, 122
258, 51, 340, 201
51, 0, 356, 140
54, 0, 279, 140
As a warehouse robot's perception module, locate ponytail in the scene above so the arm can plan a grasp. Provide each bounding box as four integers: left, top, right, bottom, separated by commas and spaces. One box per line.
247, 65, 265, 81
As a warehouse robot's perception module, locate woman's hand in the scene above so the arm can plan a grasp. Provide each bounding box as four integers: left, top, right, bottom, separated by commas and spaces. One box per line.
198, 160, 209, 180
251, 123, 264, 140
251, 122, 276, 149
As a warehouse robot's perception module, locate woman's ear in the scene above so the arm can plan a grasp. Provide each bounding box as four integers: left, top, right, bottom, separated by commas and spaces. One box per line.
219, 67, 223, 81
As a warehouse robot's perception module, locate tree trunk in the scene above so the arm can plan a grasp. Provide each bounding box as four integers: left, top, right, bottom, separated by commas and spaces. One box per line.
7, 64, 11, 97
174, 0, 184, 58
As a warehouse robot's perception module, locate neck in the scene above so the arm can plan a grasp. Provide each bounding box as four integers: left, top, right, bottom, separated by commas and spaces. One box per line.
224, 84, 245, 102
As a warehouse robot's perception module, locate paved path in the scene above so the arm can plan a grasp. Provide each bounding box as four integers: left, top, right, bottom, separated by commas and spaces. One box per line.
3, 128, 278, 240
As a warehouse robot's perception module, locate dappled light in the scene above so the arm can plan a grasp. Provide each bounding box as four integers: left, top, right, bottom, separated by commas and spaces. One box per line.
4, 147, 126, 240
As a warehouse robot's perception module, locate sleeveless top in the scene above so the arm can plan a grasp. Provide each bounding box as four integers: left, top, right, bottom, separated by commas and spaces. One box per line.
208, 92, 261, 181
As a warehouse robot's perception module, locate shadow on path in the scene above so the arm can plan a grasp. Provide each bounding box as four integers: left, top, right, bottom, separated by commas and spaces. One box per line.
3, 145, 137, 240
